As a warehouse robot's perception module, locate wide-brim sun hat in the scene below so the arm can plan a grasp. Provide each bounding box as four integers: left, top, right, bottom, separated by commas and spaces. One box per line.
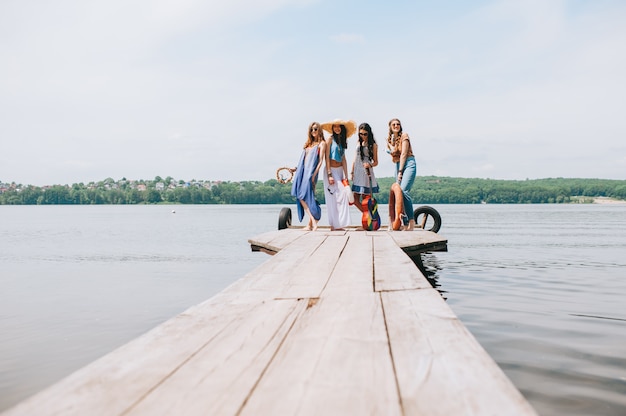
321, 119, 357, 138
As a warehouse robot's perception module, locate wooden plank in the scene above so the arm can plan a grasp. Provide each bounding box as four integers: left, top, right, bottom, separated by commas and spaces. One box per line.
235, 233, 349, 300
239, 293, 401, 416
231, 233, 330, 301
249, 229, 448, 257
323, 232, 375, 295
236, 235, 405, 415
2, 296, 293, 416
273, 234, 348, 299
373, 233, 432, 291
388, 230, 448, 253
381, 289, 538, 416
176, 231, 338, 305
248, 228, 306, 254
125, 299, 308, 416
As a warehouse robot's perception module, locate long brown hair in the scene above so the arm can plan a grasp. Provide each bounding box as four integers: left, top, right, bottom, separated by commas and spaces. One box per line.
387, 118, 403, 143
386, 118, 403, 154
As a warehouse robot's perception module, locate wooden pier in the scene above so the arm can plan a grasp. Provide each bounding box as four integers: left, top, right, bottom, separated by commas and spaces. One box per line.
3, 228, 537, 415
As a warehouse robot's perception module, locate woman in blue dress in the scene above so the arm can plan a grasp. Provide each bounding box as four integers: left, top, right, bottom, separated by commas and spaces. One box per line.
290, 122, 326, 231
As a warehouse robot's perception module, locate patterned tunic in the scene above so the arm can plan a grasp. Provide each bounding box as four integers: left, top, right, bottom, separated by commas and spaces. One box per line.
351, 145, 379, 195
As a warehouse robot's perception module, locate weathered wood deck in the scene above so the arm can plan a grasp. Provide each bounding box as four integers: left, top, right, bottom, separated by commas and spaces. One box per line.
3, 228, 537, 415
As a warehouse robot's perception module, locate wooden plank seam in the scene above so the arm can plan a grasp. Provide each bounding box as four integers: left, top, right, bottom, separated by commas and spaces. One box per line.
378, 291, 405, 413
236, 299, 308, 415
120, 300, 294, 415
306, 234, 350, 298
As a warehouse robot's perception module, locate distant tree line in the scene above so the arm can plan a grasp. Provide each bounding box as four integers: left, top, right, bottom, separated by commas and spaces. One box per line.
1, 176, 625, 205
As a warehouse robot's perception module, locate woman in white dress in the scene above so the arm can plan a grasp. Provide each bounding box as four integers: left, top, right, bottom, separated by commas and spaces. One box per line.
321, 119, 356, 231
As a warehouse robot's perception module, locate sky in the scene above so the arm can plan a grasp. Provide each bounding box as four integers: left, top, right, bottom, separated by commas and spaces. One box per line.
1, 0, 625, 186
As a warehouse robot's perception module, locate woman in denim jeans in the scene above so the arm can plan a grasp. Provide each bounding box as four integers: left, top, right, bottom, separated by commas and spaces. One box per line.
386, 118, 416, 230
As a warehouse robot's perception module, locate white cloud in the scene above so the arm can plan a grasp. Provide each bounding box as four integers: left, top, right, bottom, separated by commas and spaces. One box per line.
1, 0, 625, 185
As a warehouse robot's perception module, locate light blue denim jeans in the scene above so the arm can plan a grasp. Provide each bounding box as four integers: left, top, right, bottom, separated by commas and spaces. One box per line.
395, 156, 416, 225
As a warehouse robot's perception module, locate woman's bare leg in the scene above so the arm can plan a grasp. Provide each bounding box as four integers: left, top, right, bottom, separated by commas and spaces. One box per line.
354, 194, 363, 212
300, 199, 317, 231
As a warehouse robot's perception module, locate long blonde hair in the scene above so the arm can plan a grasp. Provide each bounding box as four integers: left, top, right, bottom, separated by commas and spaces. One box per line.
304, 122, 322, 148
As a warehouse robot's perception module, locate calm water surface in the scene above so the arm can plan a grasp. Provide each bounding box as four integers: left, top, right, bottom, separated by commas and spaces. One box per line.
1, 204, 625, 415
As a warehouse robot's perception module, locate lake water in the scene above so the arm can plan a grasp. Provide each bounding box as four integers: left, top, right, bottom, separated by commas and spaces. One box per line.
1, 204, 625, 415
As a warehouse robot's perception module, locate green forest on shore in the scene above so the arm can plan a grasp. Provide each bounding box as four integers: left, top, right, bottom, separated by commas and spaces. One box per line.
1, 176, 625, 205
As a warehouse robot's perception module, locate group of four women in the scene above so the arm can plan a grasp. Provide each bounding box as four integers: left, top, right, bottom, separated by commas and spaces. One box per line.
290, 118, 416, 232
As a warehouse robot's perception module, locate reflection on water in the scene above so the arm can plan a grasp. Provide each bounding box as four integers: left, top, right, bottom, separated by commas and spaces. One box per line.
1, 204, 626, 415
412, 252, 444, 294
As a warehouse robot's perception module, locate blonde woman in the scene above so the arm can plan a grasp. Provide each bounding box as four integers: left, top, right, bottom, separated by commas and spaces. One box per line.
387, 118, 416, 230
290, 122, 325, 231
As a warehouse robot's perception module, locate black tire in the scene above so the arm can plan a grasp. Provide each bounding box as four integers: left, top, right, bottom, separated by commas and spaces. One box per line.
413, 206, 442, 233
278, 207, 292, 230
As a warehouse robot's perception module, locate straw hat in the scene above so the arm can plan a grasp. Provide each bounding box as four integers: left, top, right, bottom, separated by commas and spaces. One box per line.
321, 119, 357, 138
